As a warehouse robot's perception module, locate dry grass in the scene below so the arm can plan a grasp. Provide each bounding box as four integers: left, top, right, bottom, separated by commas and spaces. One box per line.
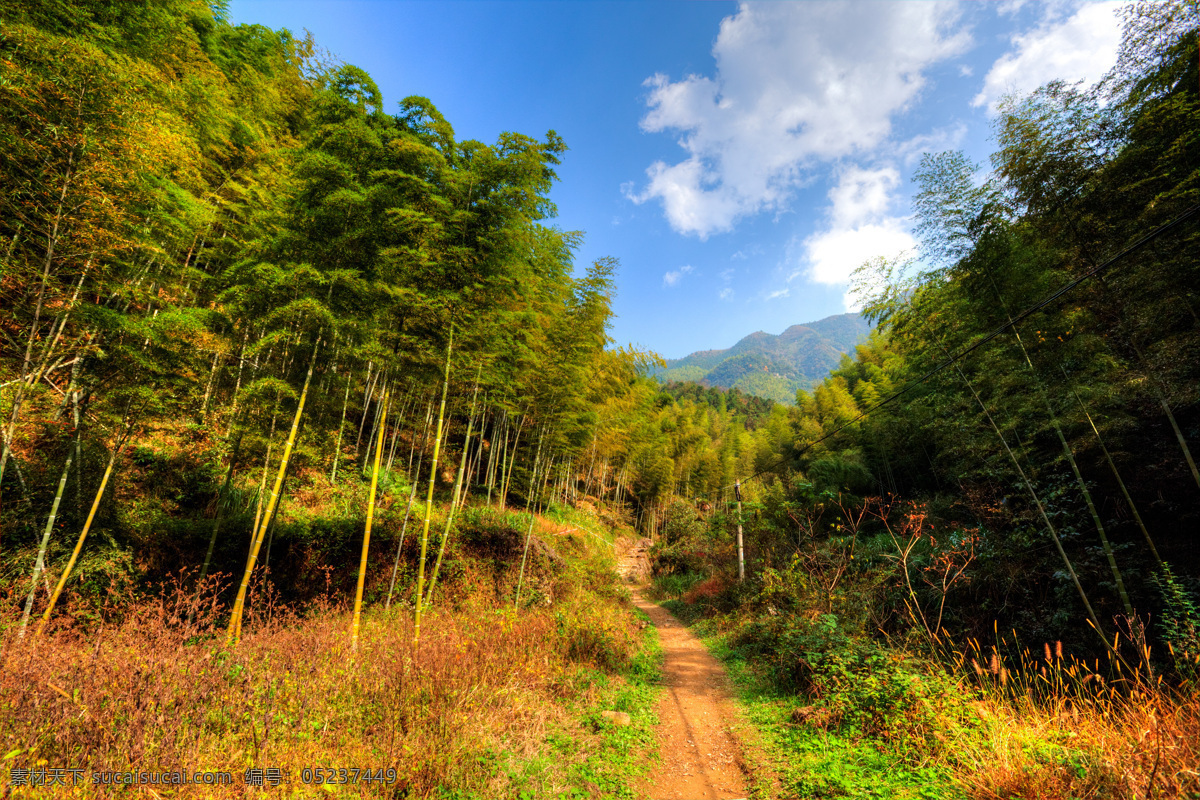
673, 573, 1199, 799
962, 693, 1199, 799
0, 569, 648, 798
943, 636, 1200, 799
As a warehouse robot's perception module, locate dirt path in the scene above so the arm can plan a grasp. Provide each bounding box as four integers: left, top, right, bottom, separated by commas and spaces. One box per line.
632, 591, 750, 800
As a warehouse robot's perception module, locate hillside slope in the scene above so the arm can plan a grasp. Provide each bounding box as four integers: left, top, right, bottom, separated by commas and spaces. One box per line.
659, 313, 871, 403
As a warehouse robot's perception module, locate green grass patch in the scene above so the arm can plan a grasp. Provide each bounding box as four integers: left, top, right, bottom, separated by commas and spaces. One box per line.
650, 572, 705, 601
679, 612, 968, 800
494, 606, 663, 799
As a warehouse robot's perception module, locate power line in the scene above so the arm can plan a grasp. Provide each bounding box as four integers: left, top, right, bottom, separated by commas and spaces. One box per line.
724, 202, 1200, 490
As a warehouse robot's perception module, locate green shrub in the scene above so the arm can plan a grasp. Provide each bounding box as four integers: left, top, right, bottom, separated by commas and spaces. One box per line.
653, 571, 704, 600
1153, 563, 1200, 680
732, 613, 972, 752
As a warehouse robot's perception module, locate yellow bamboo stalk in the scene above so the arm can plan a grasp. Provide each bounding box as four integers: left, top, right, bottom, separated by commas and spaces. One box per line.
423, 374, 480, 608
36, 455, 116, 636
225, 336, 321, 647
351, 388, 388, 652
34, 407, 136, 636
414, 325, 453, 647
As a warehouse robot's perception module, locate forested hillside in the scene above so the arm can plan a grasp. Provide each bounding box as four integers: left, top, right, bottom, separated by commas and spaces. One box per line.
640, 3, 1200, 795
1, 1, 1198, 798
648, 0, 1199, 644
0, 0, 669, 615
657, 312, 872, 403
0, 5, 676, 793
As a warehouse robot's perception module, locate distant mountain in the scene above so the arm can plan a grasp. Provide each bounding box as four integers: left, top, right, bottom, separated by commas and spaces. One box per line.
657, 313, 872, 404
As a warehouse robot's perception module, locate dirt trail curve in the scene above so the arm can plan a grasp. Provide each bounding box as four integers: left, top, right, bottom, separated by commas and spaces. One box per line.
629, 590, 751, 800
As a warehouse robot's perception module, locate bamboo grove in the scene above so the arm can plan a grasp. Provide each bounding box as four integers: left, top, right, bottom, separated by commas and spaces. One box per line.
2, 0, 1199, 670
0, 0, 670, 640
642, 1, 1200, 665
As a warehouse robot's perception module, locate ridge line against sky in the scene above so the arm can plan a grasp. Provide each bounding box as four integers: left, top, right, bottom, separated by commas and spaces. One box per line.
231, 0, 1126, 359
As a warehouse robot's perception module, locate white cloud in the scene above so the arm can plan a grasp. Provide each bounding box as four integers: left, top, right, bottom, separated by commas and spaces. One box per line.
662, 264, 693, 288
825, 166, 900, 231
973, 1, 1123, 114
628, 1, 970, 238
996, 0, 1033, 17
807, 223, 915, 288
801, 166, 917, 309
719, 287, 734, 301
896, 122, 968, 167
766, 288, 790, 301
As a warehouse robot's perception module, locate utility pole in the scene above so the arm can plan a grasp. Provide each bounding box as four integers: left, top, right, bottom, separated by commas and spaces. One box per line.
735, 480, 745, 582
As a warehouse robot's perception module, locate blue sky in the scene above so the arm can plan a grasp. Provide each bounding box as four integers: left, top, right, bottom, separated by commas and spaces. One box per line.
230, 0, 1126, 359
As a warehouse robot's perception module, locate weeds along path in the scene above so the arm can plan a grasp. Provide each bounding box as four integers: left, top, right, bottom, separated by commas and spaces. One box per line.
632, 590, 750, 800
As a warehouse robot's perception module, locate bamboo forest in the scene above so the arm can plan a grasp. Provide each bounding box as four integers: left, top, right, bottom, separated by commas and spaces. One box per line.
0, 1, 1197, 798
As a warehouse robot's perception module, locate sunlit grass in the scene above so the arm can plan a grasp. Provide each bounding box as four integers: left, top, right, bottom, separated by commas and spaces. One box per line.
0, 508, 660, 799
662, 598, 1200, 799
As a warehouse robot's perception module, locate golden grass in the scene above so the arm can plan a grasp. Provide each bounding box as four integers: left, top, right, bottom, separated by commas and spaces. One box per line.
0, 567, 648, 799
941, 634, 1200, 799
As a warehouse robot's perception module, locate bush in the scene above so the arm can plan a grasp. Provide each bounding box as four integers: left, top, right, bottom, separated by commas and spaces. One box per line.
649, 499, 711, 578
732, 613, 969, 750
653, 571, 703, 600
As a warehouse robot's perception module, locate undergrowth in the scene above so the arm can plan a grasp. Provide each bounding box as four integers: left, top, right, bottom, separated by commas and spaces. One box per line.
661, 596, 1200, 800
0, 506, 660, 799
648, 490, 1200, 799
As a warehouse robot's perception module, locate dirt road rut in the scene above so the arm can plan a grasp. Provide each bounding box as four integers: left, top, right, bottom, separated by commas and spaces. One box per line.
632, 592, 750, 800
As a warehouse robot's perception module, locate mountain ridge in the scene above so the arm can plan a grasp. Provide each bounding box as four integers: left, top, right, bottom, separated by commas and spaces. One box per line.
657, 312, 872, 404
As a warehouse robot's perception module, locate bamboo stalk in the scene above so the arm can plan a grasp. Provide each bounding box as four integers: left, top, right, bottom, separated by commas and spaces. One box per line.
37, 414, 138, 635
424, 375, 481, 607
385, 403, 432, 610
196, 433, 243, 590
227, 330, 249, 437
1158, 394, 1200, 490
199, 350, 222, 417
981, 268, 1136, 619
538, 456, 555, 513
353, 362, 377, 465
1064, 373, 1162, 568
515, 424, 546, 609
488, 412, 506, 506
500, 414, 526, 505
330, 370, 352, 482
18, 435, 76, 637
252, 394, 281, 539
226, 335, 321, 647
351, 388, 388, 652
385, 388, 408, 473
361, 376, 388, 477
1090, 272, 1200, 491
952, 361, 1114, 651
413, 327, 453, 647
